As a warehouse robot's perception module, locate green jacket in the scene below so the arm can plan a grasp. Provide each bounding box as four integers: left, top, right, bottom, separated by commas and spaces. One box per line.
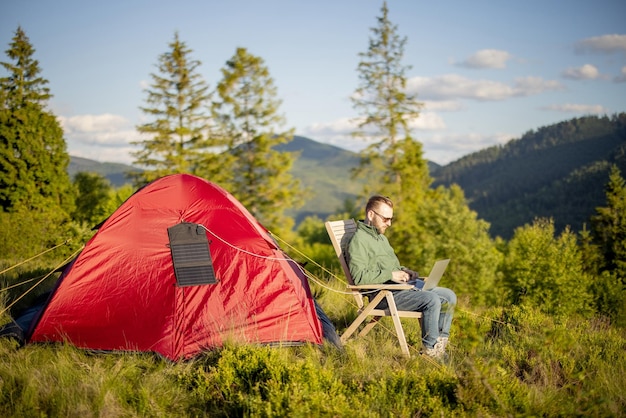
347, 220, 402, 285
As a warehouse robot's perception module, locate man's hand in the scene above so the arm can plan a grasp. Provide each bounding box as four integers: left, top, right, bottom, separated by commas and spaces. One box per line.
391, 270, 410, 283
401, 268, 419, 280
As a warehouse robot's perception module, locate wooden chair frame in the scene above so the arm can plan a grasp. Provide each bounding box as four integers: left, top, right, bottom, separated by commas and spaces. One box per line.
325, 219, 421, 357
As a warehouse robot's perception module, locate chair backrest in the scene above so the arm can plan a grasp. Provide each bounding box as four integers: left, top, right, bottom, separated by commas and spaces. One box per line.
325, 219, 358, 286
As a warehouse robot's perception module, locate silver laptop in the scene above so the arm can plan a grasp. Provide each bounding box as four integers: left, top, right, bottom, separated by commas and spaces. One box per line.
410, 259, 450, 290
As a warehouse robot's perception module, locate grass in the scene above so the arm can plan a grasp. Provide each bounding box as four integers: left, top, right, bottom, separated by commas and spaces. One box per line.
1, 262, 625, 417
2, 293, 625, 417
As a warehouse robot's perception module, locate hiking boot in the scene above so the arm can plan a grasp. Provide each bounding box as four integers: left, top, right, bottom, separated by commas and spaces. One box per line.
423, 339, 446, 360
437, 336, 449, 351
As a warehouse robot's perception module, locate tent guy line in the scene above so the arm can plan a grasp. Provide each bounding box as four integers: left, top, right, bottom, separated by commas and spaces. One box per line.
271, 232, 381, 297
0, 245, 83, 318
199, 224, 294, 262
202, 222, 369, 296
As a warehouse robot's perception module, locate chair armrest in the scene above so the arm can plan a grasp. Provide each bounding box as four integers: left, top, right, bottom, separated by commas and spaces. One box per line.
347, 284, 414, 290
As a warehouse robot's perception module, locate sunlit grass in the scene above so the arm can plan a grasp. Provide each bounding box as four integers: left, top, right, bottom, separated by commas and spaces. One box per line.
1, 271, 625, 416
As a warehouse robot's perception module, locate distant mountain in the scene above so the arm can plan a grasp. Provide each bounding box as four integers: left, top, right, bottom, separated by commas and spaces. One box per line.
68, 156, 140, 187
69, 115, 626, 238
68, 137, 366, 222
275, 136, 364, 222
433, 114, 626, 239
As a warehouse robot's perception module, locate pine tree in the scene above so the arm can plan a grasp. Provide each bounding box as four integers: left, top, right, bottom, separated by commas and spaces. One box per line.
591, 165, 626, 282
352, 2, 432, 258
132, 33, 226, 186
0, 26, 74, 215
351, 1, 427, 200
214, 47, 304, 232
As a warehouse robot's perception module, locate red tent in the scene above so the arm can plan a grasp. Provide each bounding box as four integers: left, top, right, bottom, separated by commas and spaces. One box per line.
28, 174, 323, 360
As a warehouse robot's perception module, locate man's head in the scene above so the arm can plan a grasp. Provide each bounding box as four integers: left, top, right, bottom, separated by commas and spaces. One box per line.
364, 195, 394, 234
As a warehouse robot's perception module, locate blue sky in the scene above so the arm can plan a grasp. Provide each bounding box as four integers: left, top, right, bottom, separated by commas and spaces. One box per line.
2, 0, 625, 165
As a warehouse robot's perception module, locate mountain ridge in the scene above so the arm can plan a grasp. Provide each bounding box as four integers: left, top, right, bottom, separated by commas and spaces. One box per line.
432, 113, 626, 238
69, 114, 626, 237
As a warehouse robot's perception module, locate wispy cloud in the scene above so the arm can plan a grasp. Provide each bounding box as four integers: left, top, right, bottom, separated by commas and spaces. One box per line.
301, 111, 447, 154
561, 64, 601, 80
408, 74, 563, 101
575, 34, 626, 54
421, 131, 516, 165
455, 49, 512, 69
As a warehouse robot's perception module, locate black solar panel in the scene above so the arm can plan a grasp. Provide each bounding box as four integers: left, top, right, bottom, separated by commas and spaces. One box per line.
167, 222, 217, 286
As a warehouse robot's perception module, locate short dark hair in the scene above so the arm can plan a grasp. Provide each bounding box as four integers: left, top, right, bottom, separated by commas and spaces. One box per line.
366, 195, 393, 214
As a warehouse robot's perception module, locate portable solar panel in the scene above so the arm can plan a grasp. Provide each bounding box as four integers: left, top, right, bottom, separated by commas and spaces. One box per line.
167, 222, 217, 286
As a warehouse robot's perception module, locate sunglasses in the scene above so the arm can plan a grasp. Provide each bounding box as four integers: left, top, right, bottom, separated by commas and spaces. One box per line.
371, 209, 393, 223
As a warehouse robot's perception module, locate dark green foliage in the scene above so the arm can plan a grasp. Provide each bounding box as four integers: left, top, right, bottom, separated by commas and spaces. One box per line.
0, 26, 50, 108
591, 165, 626, 280
587, 165, 626, 324
0, 27, 74, 216
434, 114, 626, 239
71, 172, 113, 225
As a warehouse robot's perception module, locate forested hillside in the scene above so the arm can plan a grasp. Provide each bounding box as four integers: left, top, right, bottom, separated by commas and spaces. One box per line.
68, 136, 366, 222
69, 115, 626, 237
433, 114, 626, 239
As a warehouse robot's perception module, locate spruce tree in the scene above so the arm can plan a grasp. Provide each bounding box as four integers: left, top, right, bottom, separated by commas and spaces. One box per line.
591, 165, 626, 281
351, 2, 428, 247
351, 1, 427, 200
350, 5, 499, 303
0, 26, 74, 215
132, 33, 226, 186
214, 47, 304, 232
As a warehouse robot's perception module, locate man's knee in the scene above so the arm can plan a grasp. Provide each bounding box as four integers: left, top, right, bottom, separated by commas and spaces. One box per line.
423, 291, 441, 309
447, 290, 457, 306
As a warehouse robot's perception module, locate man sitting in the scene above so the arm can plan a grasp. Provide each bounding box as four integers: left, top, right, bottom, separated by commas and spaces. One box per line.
346, 195, 456, 359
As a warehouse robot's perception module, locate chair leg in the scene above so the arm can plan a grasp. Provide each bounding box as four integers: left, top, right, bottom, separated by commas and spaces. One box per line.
359, 317, 381, 337
385, 292, 411, 357
340, 291, 388, 343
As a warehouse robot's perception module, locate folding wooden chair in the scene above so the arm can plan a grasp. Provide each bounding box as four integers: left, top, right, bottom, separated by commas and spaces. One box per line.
325, 219, 421, 357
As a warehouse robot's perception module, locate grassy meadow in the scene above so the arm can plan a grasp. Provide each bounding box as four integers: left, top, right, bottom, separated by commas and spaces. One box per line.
1, 264, 625, 417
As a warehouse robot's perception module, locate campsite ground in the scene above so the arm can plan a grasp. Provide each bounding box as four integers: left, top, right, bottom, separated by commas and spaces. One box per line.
1, 287, 625, 417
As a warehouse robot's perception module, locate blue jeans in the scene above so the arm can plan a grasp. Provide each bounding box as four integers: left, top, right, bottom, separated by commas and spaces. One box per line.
377, 286, 457, 349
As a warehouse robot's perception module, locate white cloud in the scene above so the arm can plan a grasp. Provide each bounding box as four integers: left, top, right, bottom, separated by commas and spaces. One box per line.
301, 111, 447, 154
456, 49, 512, 69
575, 34, 626, 54
58, 113, 141, 164
512, 77, 564, 96
407, 112, 446, 130
561, 64, 601, 80
409, 75, 514, 101
408, 74, 563, 101
541, 103, 609, 114
421, 132, 515, 165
